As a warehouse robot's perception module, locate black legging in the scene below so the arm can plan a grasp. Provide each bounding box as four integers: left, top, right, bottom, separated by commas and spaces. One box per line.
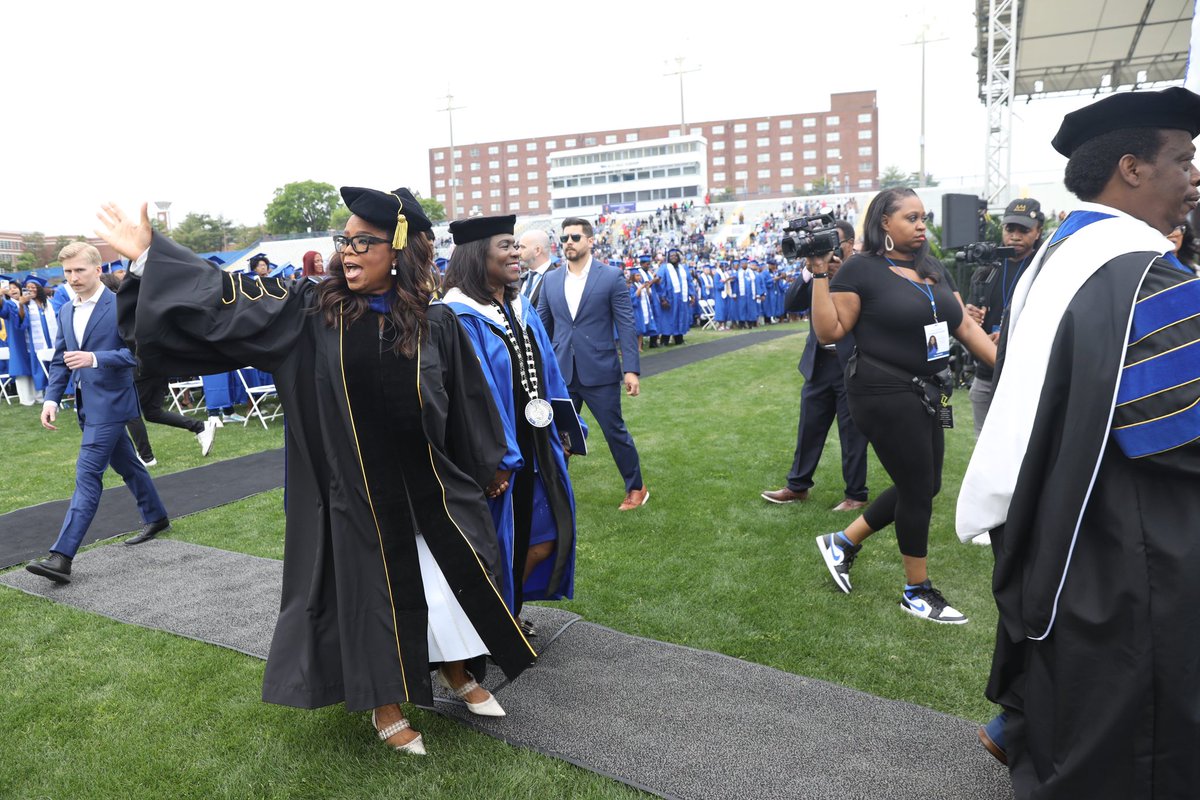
847, 387, 944, 558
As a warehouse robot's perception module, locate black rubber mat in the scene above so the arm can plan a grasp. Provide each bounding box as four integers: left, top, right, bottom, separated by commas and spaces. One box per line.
0, 448, 284, 569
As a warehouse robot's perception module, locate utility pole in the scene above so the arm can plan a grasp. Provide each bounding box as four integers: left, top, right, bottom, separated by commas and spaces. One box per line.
663, 56, 701, 134
437, 90, 465, 220
904, 28, 947, 187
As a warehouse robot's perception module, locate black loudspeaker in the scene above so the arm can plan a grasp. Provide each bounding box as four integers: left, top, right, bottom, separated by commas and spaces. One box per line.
941, 194, 987, 249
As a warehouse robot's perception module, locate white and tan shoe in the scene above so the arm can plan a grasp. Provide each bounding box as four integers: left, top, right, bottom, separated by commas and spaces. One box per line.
372, 709, 426, 755
436, 669, 506, 717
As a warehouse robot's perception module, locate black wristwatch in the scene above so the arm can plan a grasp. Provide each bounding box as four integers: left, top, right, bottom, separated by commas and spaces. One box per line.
810, 271, 829, 279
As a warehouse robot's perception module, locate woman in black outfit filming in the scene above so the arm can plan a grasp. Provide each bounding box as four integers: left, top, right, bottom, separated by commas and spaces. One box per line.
809, 187, 996, 623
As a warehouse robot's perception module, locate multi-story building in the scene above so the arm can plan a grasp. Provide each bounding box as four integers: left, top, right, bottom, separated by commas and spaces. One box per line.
0, 232, 118, 270
428, 90, 878, 218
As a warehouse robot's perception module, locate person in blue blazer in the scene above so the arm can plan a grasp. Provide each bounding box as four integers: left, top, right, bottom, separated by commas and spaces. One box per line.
26, 242, 169, 584
537, 218, 648, 511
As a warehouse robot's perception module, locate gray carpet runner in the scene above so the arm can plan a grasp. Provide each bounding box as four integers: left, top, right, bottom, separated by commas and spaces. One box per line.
0, 540, 1012, 800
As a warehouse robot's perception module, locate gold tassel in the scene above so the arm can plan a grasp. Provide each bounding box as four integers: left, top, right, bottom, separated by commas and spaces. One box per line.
390, 192, 409, 250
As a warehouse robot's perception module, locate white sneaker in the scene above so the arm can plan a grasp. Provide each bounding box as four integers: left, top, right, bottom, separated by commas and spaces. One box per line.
900, 581, 968, 624
222, 412, 247, 423
196, 417, 218, 456
138, 455, 158, 468
971, 532, 992, 547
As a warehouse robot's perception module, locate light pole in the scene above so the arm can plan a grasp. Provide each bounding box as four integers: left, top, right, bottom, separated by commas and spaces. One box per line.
663, 56, 701, 134
438, 90, 465, 220
905, 27, 947, 188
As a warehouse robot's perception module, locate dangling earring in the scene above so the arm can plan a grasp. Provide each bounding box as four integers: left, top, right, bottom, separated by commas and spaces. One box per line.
390, 260, 397, 276
884, 233, 895, 252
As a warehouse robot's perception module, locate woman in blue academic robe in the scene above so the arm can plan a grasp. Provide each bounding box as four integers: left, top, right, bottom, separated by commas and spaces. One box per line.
17, 275, 58, 394
441, 215, 582, 629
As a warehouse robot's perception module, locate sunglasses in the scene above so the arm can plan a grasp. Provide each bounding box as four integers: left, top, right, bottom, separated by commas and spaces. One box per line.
559, 233, 585, 243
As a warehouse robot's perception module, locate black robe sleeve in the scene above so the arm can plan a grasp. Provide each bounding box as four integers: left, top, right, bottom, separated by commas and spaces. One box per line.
427, 304, 508, 493
117, 233, 308, 377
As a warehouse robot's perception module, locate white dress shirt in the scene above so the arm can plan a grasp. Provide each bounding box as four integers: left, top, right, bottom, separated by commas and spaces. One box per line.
43, 284, 105, 413
564, 256, 592, 319
522, 259, 553, 299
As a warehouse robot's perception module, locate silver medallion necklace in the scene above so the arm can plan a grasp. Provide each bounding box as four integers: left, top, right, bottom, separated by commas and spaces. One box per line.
492, 299, 553, 428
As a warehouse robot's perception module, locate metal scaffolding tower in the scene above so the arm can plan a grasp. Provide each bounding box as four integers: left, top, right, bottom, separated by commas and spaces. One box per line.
982, 0, 1018, 207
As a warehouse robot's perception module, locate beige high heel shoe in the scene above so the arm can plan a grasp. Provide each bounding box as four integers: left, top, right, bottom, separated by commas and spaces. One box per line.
436, 669, 506, 717
372, 709, 426, 755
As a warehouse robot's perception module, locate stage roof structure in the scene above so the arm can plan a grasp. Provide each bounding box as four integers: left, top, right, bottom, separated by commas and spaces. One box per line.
975, 0, 1194, 205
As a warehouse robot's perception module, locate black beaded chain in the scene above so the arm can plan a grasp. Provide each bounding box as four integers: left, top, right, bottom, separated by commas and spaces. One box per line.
491, 299, 541, 402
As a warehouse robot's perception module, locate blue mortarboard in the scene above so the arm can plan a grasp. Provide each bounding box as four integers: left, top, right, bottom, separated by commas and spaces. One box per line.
667, 247, 682, 255
435, 257, 449, 271
637, 254, 652, 263
268, 264, 295, 278
248, 253, 271, 270
0, 274, 16, 282
23, 274, 47, 288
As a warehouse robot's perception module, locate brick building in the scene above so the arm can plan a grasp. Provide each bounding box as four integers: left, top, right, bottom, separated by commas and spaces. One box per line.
428, 90, 878, 218
0, 232, 118, 270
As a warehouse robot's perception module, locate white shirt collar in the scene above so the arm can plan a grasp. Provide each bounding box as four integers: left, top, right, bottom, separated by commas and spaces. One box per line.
73, 284, 106, 307
442, 286, 526, 326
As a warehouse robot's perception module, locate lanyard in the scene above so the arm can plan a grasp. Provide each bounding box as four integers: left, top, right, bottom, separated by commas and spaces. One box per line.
885, 257, 938, 323
999, 255, 1028, 312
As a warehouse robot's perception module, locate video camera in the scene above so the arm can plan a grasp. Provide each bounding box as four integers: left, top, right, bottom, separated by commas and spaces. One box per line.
957, 242, 1017, 307
955, 242, 1016, 265
780, 214, 841, 260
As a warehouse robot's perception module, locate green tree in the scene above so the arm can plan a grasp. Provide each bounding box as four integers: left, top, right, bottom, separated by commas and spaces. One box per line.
807, 177, 837, 196
417, 196, 446, 223
170, 213, 236, 253
21, 232, 47, 268
879, 166, 909, 189
230, 224, 267, 250
712, 189, 736, 203
329, 203, 351, 231
15, 251, 38, 271
264, 180, 339, 235
879, 166, 939, 190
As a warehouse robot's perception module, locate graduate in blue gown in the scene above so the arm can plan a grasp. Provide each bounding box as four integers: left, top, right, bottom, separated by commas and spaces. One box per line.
17, 274, 58, 393
713, 261, 729, 328
651, 254, 677, 344
442, 215, 583, 625
631, 255, 659, 347
737, 259, 757, 327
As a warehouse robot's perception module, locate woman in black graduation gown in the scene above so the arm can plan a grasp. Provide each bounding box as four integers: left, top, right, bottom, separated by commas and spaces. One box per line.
99, 188, 535, 756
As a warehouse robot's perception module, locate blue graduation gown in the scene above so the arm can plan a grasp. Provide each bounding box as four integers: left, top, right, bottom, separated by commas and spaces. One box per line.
652, 264, 677, 336
1, 299, 32, 377
445, 290, 582, 609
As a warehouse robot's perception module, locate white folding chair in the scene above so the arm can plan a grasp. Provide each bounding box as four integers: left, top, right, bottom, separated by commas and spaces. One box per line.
36, 347, 54, 382
699, 298, 718, 330
167, 378, 206, 415
0, 347, 13, 404
236, 368, 283, 429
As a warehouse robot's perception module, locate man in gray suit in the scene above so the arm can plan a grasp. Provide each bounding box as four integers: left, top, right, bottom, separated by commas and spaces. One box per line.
518, 229, 557, 307
537, 218, 648, 510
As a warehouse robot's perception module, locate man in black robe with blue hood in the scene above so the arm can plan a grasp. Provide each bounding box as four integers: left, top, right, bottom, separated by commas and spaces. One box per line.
958, 87, 1200, 798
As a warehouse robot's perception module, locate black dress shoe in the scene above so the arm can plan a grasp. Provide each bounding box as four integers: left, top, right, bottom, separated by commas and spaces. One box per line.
26, 553, 72, 584
125, 518, 170, 546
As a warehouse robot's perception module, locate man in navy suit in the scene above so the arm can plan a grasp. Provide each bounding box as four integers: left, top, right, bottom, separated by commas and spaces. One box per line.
762, 221, 869, 511
537, 218, 648, 510
26, 242, 169, 584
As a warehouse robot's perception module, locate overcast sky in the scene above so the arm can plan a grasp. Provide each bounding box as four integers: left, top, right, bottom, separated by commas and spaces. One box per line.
2, 0, 1128, 234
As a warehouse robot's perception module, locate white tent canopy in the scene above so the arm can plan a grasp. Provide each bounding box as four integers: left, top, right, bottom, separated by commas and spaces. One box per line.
976, 0, 1193, 98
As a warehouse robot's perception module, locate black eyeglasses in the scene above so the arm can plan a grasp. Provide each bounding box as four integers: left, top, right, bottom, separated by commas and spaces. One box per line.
560, 233, 584, 243
333, 234, 391, 254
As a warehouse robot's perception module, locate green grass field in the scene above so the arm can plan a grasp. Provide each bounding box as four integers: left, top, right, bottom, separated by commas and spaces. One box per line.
0, 330, 996, 799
